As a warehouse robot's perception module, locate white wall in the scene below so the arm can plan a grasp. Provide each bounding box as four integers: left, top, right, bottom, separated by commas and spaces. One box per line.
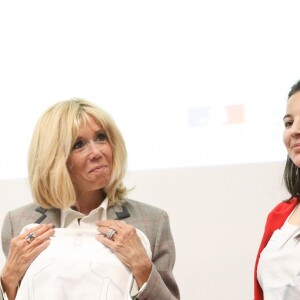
0, 161, 289, 299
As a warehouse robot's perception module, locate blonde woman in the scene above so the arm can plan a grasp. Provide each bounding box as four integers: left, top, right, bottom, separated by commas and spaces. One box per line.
0, 99, 180, 300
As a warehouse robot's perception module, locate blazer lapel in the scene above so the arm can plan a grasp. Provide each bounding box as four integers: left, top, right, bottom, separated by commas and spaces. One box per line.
34, 207, 61, 228
107, 204, 130, 220
35, 204, 130, 226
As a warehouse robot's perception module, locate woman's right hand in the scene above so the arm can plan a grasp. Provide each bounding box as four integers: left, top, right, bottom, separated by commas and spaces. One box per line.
1, 223, 54, 300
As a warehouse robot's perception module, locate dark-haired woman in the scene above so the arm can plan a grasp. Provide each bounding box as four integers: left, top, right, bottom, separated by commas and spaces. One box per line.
254, 80, 300, 299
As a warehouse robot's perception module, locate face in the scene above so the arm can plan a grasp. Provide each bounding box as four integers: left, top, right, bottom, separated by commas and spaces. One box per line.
68, 115, 113, 194
283, 91, 300, 168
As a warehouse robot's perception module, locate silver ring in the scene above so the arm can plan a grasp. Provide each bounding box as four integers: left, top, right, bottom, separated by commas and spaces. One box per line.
25, 232, 35, 244
106, 228, 117, 239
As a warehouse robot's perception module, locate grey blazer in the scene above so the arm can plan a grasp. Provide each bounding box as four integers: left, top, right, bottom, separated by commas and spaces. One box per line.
1, 199, 180, 300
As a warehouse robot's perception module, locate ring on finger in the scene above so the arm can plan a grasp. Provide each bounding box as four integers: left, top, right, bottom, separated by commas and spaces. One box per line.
25, 232, 36, 244
106, 228, 117, 240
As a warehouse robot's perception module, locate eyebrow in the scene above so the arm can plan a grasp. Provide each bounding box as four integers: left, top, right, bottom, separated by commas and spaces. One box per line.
95, 129, 106, 135
283, 114, 292, 121
75, 129, 106, 139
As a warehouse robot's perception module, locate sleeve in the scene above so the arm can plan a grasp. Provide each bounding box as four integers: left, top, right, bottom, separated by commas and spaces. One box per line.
1, 212, 14, 258
0, 212, 14, 300
137, 210, 180, 300
130, 281, 147, 299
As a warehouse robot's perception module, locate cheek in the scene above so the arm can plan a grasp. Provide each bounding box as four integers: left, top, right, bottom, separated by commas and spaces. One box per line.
104, 145, 113, 162
68, 155, 85, 174
283, 130, 291, 150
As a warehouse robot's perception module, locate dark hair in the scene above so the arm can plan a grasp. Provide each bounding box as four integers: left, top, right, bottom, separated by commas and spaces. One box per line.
284, 80, 300, 198
288, 80, 300, 98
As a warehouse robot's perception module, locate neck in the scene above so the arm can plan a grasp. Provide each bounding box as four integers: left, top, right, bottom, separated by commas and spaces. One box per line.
73, 189, 106, 215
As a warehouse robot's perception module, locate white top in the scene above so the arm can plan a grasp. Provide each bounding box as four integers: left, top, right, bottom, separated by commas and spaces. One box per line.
13, 198, 152, 300
257, 211, 300, 300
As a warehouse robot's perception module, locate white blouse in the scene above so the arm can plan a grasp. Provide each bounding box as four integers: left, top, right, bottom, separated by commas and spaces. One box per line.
257, 215, 300, 299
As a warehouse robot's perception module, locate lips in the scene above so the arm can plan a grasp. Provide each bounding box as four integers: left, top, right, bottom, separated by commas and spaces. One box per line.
292, 143, 300, 149
88, 165, 107, 173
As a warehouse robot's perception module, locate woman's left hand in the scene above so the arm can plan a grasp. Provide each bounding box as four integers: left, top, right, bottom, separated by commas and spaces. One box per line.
95, 220, 152, 287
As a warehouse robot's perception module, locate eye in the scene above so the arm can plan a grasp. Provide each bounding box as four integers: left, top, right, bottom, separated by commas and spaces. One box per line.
96, 132, 107, 142
73, 139, 84, 149
284, 120, 293, 128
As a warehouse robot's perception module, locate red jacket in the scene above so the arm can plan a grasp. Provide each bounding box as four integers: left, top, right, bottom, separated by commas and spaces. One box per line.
254, 198, 299, 300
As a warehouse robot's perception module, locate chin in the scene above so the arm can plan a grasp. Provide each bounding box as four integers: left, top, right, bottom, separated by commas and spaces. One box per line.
95, 179, 110, 189
292, 159, 300, 168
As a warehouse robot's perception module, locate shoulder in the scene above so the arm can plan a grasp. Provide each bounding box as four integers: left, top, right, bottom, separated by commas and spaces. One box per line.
123, 198, 168, 218
5, 203, 39, 216
267, 197, 299, 216
3, 203, 45, 225
262, 198, 299, 238
121, 199, 171, 239
2, 203, 48, 236
2, 203, 41, 227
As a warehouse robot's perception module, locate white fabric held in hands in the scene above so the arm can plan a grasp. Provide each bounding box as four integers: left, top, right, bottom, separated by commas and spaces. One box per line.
15, 227, 152, 300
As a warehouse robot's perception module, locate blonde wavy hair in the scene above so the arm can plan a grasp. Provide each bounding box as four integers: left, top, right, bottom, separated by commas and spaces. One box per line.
28, 98, 128, 208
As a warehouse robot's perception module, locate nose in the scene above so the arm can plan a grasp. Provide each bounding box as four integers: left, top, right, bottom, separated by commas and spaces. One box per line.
87, 141, 102, 160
